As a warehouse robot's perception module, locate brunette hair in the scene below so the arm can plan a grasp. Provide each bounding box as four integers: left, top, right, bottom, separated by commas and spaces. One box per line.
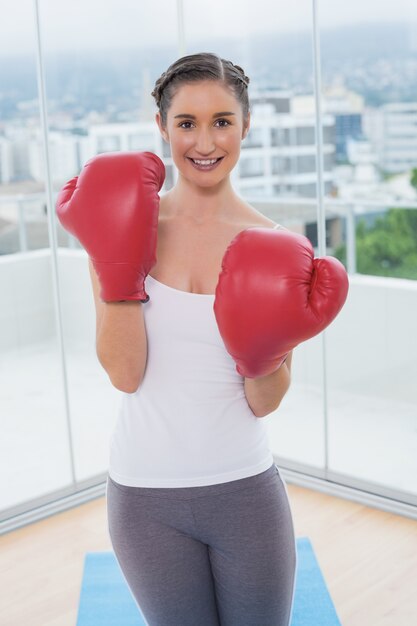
151, 52, 250, 128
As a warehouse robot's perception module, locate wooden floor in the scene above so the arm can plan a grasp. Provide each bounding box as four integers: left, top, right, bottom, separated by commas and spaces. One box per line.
1, 482, 417, 626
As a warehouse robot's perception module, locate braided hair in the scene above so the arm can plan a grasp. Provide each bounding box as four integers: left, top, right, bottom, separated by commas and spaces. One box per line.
151, 52, 250, 128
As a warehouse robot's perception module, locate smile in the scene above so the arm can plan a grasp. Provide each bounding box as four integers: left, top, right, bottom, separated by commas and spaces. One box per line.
187, 157, 224, 171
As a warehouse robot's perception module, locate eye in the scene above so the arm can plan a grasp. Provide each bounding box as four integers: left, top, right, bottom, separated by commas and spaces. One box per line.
179, 121, 194, 129
215, 119, 231, 127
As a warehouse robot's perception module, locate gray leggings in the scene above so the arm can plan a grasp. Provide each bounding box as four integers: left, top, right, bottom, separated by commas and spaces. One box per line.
106, 462, 297, 626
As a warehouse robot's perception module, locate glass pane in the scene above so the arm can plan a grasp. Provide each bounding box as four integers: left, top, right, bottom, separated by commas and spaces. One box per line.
183, 0, 326, 471
39, 0, 178, 483
0, 0, 73, 514
320, 0, 417, 502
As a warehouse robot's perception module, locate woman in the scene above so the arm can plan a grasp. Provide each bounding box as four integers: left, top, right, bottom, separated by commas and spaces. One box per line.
89, 53, 297, 625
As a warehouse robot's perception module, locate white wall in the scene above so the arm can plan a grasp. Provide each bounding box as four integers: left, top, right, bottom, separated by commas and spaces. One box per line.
1, 250, 416, 409
56, 249, 96, 345
0, 250, 55, 350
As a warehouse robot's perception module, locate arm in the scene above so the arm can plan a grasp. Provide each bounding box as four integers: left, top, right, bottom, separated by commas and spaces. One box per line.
55, 151, 164, 393
244, 351, 293, 418
88, 258, 147, 393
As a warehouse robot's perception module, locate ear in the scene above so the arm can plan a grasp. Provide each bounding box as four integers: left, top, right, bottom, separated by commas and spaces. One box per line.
242, 111, 251, 140
155, 112, 169, 143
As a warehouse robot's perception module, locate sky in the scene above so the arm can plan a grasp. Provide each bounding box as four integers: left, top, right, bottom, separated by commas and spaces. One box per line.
1, 0, 416, 57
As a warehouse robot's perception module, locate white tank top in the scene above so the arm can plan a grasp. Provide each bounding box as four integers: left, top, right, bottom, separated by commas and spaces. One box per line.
108, 268, 275, 488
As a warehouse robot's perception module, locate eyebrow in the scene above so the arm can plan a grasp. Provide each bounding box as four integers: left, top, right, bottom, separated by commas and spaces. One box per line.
174, 111, 236, 119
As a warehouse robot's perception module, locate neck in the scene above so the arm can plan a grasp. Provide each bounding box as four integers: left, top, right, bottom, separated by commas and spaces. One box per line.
161, 174, 241, 223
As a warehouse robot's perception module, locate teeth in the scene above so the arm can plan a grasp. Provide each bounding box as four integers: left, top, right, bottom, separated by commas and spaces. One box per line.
192, 158, 219, 165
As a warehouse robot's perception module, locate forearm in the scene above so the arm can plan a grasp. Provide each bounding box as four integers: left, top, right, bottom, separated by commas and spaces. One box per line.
89, 257, 147, 393
244, 351, 293, 418
97, 302, 147, 393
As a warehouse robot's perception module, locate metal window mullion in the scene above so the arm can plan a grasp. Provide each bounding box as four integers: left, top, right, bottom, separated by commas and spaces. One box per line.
17, 197, 28, 252
33, 0, 77, 485
347, 203, 357, 274
177, 0, 186, 57
311, 0, 330, 477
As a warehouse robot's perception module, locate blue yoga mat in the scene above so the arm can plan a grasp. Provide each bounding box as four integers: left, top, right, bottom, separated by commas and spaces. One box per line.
76, 536, 341, 625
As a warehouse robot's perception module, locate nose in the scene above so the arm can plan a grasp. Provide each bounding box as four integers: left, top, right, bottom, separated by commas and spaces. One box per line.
194, 128, 216, 156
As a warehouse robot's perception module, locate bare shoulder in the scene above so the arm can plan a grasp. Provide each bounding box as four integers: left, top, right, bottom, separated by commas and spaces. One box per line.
236, 202, 289, 231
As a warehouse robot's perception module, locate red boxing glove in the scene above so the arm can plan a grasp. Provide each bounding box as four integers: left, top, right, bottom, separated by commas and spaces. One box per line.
56, 151, 165, 302
214, 227, 349, 378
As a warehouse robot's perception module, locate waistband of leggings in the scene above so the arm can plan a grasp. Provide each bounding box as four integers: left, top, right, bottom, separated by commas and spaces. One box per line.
107, 462, 279, 500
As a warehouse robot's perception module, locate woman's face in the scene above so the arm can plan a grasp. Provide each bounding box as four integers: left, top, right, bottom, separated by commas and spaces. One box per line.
156, 80, 250, 188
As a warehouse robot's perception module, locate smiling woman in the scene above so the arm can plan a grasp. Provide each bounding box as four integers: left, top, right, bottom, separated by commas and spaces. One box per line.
58, 47, 336, 626
82, 51, 298, 626
55, 46, 348, 626
152, 56, 251, 194
158, 91, 247, 193
52, 42, 345, 626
